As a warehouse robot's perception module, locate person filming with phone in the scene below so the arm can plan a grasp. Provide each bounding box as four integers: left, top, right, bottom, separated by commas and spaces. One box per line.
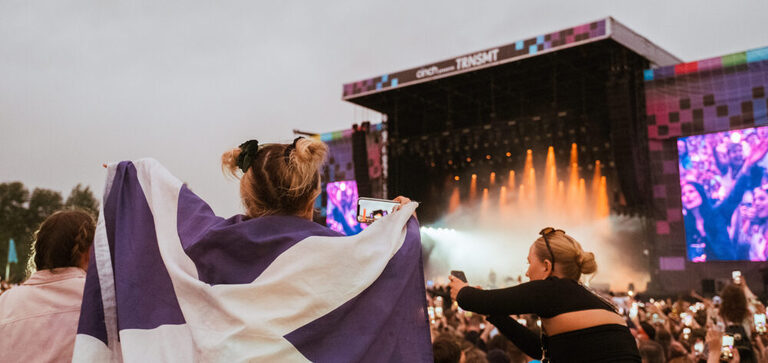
448, 227, 641, 362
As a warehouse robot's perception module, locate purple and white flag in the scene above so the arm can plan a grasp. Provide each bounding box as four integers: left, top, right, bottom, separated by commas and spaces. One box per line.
73, 159, 432, 362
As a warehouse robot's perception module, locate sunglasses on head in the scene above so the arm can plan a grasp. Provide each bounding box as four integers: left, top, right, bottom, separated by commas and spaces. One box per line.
539, 227, 565, 268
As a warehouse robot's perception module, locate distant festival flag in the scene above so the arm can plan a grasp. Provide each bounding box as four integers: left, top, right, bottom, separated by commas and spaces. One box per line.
73, 159, 432, 362
7, 239, 17, 264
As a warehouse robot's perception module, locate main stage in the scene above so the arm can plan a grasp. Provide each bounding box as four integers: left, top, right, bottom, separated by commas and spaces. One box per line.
329, 17, 768, 294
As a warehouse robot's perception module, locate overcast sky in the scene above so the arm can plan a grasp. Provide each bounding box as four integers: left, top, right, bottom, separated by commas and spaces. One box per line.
1, 0, 766, 217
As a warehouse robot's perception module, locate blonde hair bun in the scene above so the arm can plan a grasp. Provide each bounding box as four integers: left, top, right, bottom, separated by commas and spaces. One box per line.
578, 251, 598, 275
290, 138, 328, 168
221, 137, 328, 218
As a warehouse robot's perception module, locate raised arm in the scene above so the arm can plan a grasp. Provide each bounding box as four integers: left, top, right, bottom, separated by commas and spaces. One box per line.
453, 279, 558, 317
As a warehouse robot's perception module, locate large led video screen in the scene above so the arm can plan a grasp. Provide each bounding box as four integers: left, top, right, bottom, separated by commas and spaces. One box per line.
326, 180, 365, 236
678, 126, 768, 262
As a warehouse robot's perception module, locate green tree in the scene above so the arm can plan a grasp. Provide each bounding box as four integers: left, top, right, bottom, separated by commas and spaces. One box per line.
27, 188, 63, 228
0, 182, 29, 282
65, 184, 99, 217
0, 183, 63, 282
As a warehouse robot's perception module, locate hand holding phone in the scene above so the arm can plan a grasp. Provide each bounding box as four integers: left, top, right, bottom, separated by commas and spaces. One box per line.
448, 270, 469, 301
357, 197, 400, 223
694, 340, 704, 354
450, 270, 468, 283
721, 335, 734, 361
756, 313, 767, 334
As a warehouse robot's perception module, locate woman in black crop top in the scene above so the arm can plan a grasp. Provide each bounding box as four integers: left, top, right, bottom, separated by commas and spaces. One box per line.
448, 227, 641, 363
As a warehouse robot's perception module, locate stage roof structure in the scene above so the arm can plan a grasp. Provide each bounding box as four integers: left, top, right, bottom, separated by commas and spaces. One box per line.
342, 17, 680, 111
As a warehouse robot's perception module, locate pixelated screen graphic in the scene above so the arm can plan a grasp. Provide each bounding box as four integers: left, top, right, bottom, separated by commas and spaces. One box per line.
678, 126, 768, 262
326, 180, 365, 235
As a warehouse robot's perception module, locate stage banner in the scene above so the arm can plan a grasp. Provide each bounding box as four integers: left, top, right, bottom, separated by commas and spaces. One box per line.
343, 20, 607, 99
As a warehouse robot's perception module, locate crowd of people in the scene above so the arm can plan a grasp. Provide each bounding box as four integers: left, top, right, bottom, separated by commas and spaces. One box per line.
679, 128, 768, 262
427, 278, 768, 363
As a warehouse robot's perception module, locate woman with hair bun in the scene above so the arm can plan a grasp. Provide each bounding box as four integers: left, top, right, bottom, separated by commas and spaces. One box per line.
73, 137, 430, 361
448, 228, 641, 362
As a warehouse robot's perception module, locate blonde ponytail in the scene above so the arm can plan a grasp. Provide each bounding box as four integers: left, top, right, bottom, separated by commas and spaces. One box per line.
221, 147, 242, 178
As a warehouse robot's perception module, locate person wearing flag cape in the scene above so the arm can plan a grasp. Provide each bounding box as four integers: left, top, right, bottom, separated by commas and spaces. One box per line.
73, 137, 433, 362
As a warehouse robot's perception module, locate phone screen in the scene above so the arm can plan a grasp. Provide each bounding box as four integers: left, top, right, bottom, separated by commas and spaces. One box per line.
755, 313, 766, 325
357, 198, 399, 223
722, 335, 734, 347
490, 328, 499, 338
694, 341, 704, 353
683, 314, 693, 326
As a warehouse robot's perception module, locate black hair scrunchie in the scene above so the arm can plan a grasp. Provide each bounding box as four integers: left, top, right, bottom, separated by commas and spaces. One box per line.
236, 139, 260, 173
283, 137, 304, 163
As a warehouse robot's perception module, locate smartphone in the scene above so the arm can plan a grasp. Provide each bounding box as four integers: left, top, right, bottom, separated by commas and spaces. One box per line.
756, 313, 767, 334
732, 270, 742, 284
629, 303, 638, 319
683, 327, 691, 339
426, 280, 434, 288
694, 341, 704, 354
479, 323, 486, 330
490, 328, 499, 338
721, 335, 734, 360
435, 306, 444, 318
517, 318, 527, 327
682, 313, 693, 326
451, 270, 468, 283
427, 306, 435, 320
357, 197, 400, 223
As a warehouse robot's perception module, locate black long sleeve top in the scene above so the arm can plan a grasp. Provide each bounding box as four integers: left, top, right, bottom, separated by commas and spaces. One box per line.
456, 276, 616, 359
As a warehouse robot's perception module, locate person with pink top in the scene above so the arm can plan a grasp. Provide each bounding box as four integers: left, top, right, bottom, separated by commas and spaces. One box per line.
0, 209, 95, 362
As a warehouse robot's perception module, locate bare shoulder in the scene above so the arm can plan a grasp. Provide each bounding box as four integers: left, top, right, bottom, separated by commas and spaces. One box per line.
544, 309, 626, 336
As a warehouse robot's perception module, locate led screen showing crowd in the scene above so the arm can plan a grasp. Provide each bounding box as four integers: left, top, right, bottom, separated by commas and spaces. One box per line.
326, 180, 365, 235
678, 125, 768, 262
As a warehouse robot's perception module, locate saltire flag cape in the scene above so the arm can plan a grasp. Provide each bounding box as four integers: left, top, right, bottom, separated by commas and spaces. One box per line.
73, 159, 432, 362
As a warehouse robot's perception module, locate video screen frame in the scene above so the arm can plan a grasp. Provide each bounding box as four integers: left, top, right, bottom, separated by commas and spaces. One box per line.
677, 125, 768, 262
325, 180, 365, 236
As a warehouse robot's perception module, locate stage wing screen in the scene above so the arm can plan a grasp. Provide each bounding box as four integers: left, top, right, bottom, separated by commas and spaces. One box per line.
678, 126, 768, 262
326, 180, 365, 236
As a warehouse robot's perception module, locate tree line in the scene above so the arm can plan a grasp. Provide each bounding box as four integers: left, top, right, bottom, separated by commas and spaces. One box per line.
0, 182, 99, 283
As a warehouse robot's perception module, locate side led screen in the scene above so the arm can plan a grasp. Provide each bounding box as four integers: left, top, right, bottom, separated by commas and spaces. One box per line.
678, 126, 768, 262
326, 180, 364, 235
